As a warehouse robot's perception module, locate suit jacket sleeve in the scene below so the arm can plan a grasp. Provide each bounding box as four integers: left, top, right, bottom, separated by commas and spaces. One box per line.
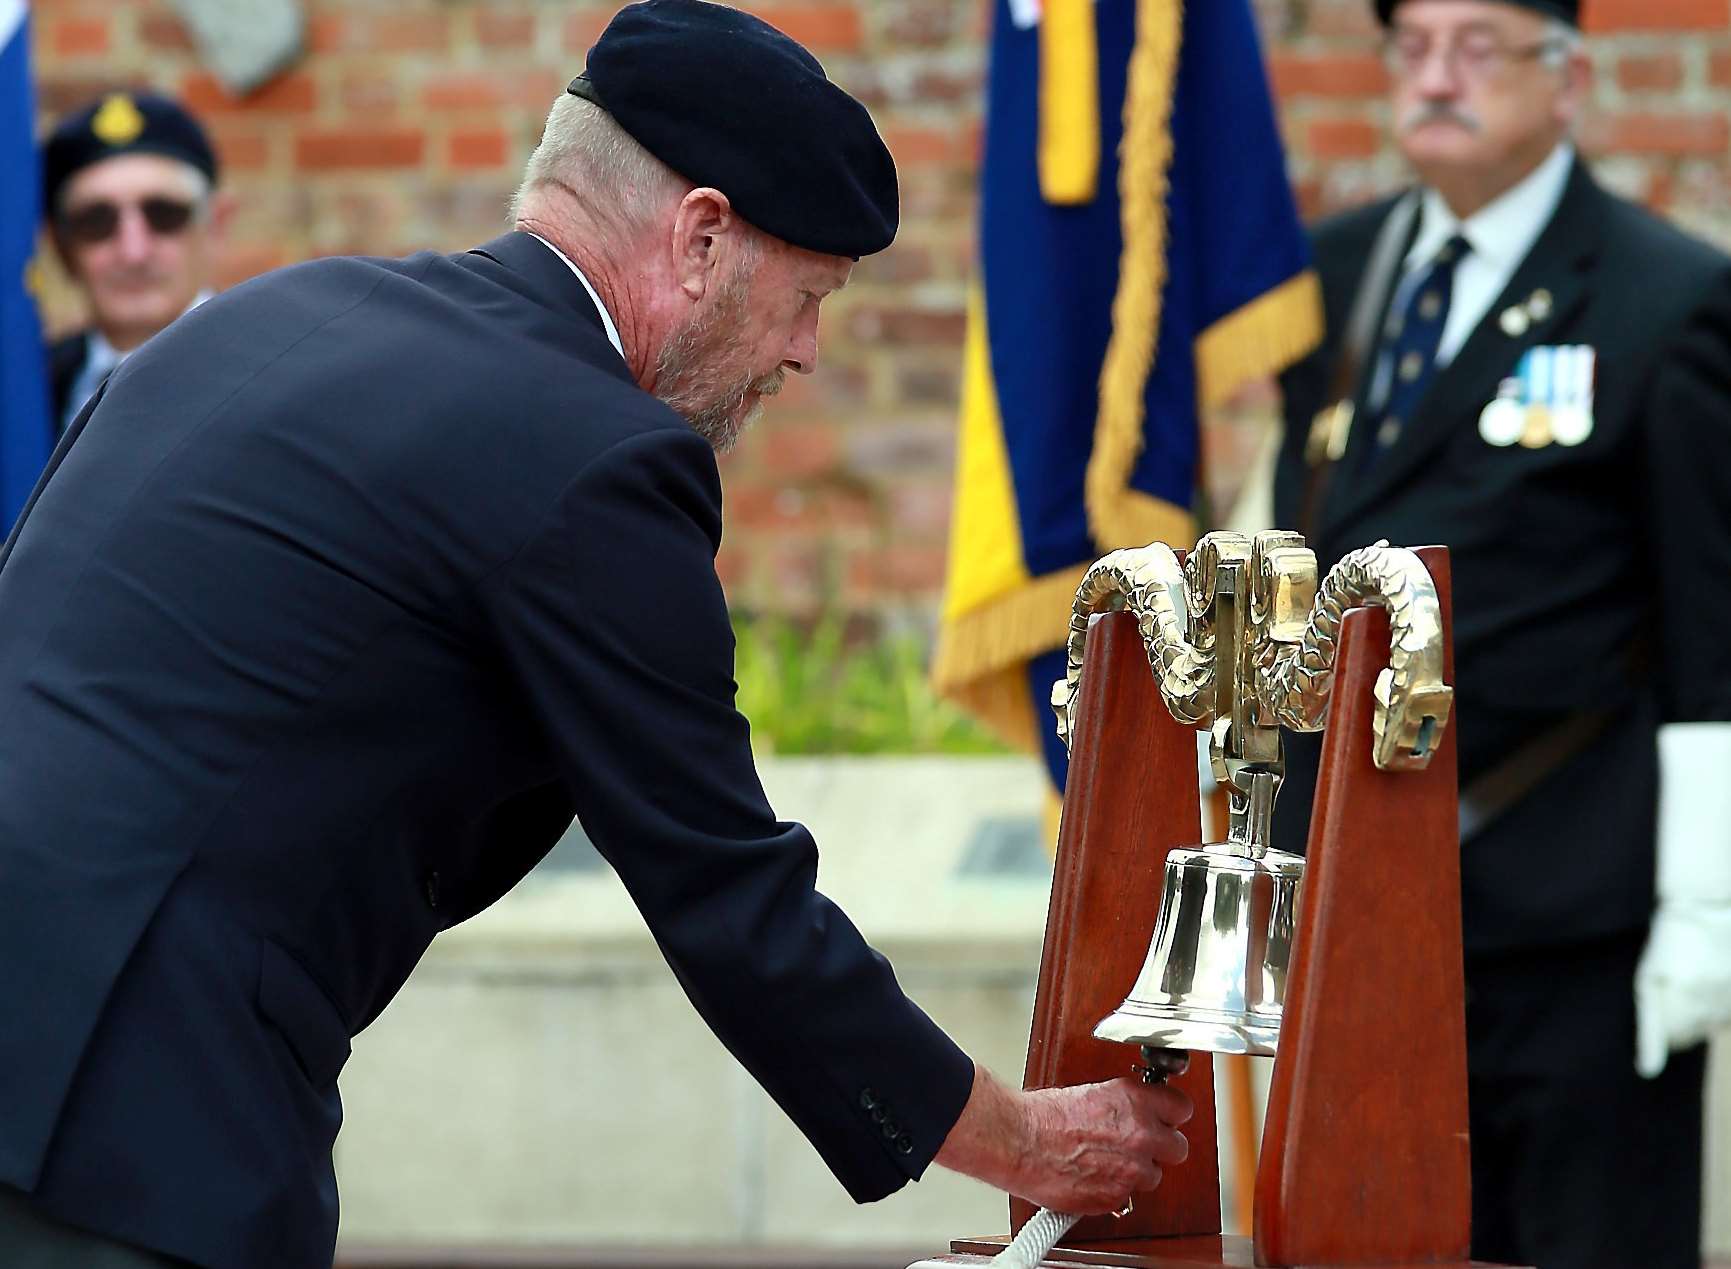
1645, 264, 1731, 723
475, 425, 975, 1202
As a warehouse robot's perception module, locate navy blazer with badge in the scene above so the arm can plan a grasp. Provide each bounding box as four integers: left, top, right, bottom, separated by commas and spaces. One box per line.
1272, 158, 1731, 955
0, 232, 974, 1269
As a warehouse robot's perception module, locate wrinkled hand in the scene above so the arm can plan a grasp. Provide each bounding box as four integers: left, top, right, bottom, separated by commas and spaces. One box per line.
1010, 1077, 1193, 1213
1635, 900, 1731, 1078
934, 1065, 1192, 1214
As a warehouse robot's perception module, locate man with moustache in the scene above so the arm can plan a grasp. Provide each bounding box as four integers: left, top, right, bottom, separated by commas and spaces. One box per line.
0, 4, 1193, 1267
41, 92, 230, 434
1272, 2, 1731, 1266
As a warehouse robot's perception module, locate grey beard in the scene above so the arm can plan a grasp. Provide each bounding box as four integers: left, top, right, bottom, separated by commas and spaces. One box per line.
652, 272, 781, 453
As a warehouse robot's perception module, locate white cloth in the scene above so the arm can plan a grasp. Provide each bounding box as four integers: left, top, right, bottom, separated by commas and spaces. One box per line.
526, 233, 625, 360
1635, 721, 1731, 1077
1404, 141, 1574, 367
62, 290, 213, 432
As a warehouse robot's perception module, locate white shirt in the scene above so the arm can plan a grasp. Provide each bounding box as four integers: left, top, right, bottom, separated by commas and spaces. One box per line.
63, 290, 213, 432
527, 233, 625, 361
1405, 141, 1574, 367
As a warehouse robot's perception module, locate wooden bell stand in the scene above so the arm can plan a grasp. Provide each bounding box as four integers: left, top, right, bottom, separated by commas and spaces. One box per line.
914, 547, 1525, 1269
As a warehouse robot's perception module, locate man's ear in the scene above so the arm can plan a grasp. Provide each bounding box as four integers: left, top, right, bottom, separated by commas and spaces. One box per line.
206, 189, 237, 243
669, 187, 734, 302
1555, 47, 1593, 129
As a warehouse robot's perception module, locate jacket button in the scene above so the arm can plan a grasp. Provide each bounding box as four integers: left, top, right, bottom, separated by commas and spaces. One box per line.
870, 1106, 886, 1124
881, 1121, 899, 1139
859, 1089, 878, 1111
896, 1132, 914, 1155
424, 871, 441, 909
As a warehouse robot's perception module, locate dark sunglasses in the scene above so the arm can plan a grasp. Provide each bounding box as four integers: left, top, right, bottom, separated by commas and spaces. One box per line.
58, 196, 197, 245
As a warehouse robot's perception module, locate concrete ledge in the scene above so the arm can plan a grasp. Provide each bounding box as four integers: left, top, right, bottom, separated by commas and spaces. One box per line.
336, 1249, 926, 1268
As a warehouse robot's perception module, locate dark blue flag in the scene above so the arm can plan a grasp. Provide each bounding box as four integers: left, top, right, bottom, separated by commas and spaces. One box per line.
1, 1, 53, 529
935, 0, 1323, 792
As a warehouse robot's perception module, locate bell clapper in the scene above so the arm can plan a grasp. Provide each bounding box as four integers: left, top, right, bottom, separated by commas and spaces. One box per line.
1135, 1045, 1189, 1084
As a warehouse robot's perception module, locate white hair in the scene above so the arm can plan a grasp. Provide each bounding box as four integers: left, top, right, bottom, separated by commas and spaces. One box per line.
510, 94, 685, 231
1539, 17, 1583, 69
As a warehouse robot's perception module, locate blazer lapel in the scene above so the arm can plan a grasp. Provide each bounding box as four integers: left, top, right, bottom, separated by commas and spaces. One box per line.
1327, 160, 1607, 532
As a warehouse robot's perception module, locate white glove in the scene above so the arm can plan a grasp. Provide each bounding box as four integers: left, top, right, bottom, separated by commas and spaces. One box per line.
1634, 722, 1731, 1078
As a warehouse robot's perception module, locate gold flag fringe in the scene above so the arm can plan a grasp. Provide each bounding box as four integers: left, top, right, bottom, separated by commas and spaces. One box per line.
931, 563, 1092, 748
1195, 269, 1324, 409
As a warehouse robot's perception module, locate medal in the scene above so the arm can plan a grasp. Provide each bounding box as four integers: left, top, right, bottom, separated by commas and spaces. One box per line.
1550, 345, 1595, 446
1518, 347, 1554, 447
1498, 288, 1555, 340
1479, 378, 1525, 447
1482, 346, 1595, 450
1519, 404, 1554, 448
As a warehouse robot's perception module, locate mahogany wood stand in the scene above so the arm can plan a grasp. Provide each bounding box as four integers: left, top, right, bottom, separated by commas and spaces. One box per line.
914, 548, 1526, 1269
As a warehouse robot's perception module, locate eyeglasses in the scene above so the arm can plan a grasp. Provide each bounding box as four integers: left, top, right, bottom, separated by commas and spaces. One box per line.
1382, 30, 1566, 83
57, 196, 198, 245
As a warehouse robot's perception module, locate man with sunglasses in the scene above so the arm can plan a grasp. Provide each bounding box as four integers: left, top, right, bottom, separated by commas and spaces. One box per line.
1271, 1, 1731, 1266
41, 91, 230, 435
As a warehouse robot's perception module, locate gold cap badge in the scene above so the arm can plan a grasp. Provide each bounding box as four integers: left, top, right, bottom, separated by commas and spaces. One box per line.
91, 94, 146, 147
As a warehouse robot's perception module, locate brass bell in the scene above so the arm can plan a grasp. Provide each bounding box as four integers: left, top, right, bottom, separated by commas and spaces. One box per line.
1093, 768, 1302, 1057
1053, 531, 1452, 1062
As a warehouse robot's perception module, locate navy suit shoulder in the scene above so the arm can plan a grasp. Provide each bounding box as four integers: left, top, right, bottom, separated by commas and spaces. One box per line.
0, 233, 972, 1269
1598, 183, 1731, 276
1587, 187, 1731, 341
1309, 193, 1407, 272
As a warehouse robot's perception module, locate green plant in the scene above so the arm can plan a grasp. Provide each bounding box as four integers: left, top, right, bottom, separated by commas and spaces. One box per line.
731, 613, 1011, 755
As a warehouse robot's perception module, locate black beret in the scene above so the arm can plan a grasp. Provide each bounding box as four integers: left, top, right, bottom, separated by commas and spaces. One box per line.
42, 92, 219, 216
567, 0, 897, 258
1375, 0, 1579, 24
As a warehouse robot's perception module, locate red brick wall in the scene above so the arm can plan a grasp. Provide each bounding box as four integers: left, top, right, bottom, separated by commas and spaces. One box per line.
29, 0, 1731, 621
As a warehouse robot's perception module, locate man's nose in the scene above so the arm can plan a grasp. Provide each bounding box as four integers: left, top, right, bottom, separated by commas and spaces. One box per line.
112, 206, 158, 263
782, 311, 820, 376
1413, 47, 1464, 97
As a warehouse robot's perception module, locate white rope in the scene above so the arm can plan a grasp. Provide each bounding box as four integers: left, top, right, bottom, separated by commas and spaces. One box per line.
991, 1048, 1176, 1264
990, 1207, 1078, 1267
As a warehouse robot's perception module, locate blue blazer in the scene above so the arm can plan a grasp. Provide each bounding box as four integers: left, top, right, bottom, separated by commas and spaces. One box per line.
1271, 161, 1731, 958
0, 233, 973, 1269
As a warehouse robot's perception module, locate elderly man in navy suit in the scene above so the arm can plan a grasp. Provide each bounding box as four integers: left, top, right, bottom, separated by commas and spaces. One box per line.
0, 4, 1192, 1267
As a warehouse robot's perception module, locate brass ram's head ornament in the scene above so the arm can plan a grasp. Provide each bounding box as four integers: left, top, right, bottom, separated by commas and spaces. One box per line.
1049, 531, 1452, 1056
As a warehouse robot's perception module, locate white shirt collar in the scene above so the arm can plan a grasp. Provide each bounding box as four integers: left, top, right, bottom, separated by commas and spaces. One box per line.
526, 233, 625, 360
84, 328, 124, 380
1408, 141, 1575, 273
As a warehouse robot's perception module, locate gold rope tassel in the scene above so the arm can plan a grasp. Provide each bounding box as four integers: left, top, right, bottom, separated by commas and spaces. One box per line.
1083, 0, 1184, 551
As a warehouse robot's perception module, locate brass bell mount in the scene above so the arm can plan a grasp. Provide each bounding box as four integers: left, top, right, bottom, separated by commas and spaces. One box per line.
1048, 531, 1454, 1058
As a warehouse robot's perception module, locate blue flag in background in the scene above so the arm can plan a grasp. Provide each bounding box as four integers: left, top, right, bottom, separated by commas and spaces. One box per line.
0, 0, 52, 529
933, 0, 1323, 792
